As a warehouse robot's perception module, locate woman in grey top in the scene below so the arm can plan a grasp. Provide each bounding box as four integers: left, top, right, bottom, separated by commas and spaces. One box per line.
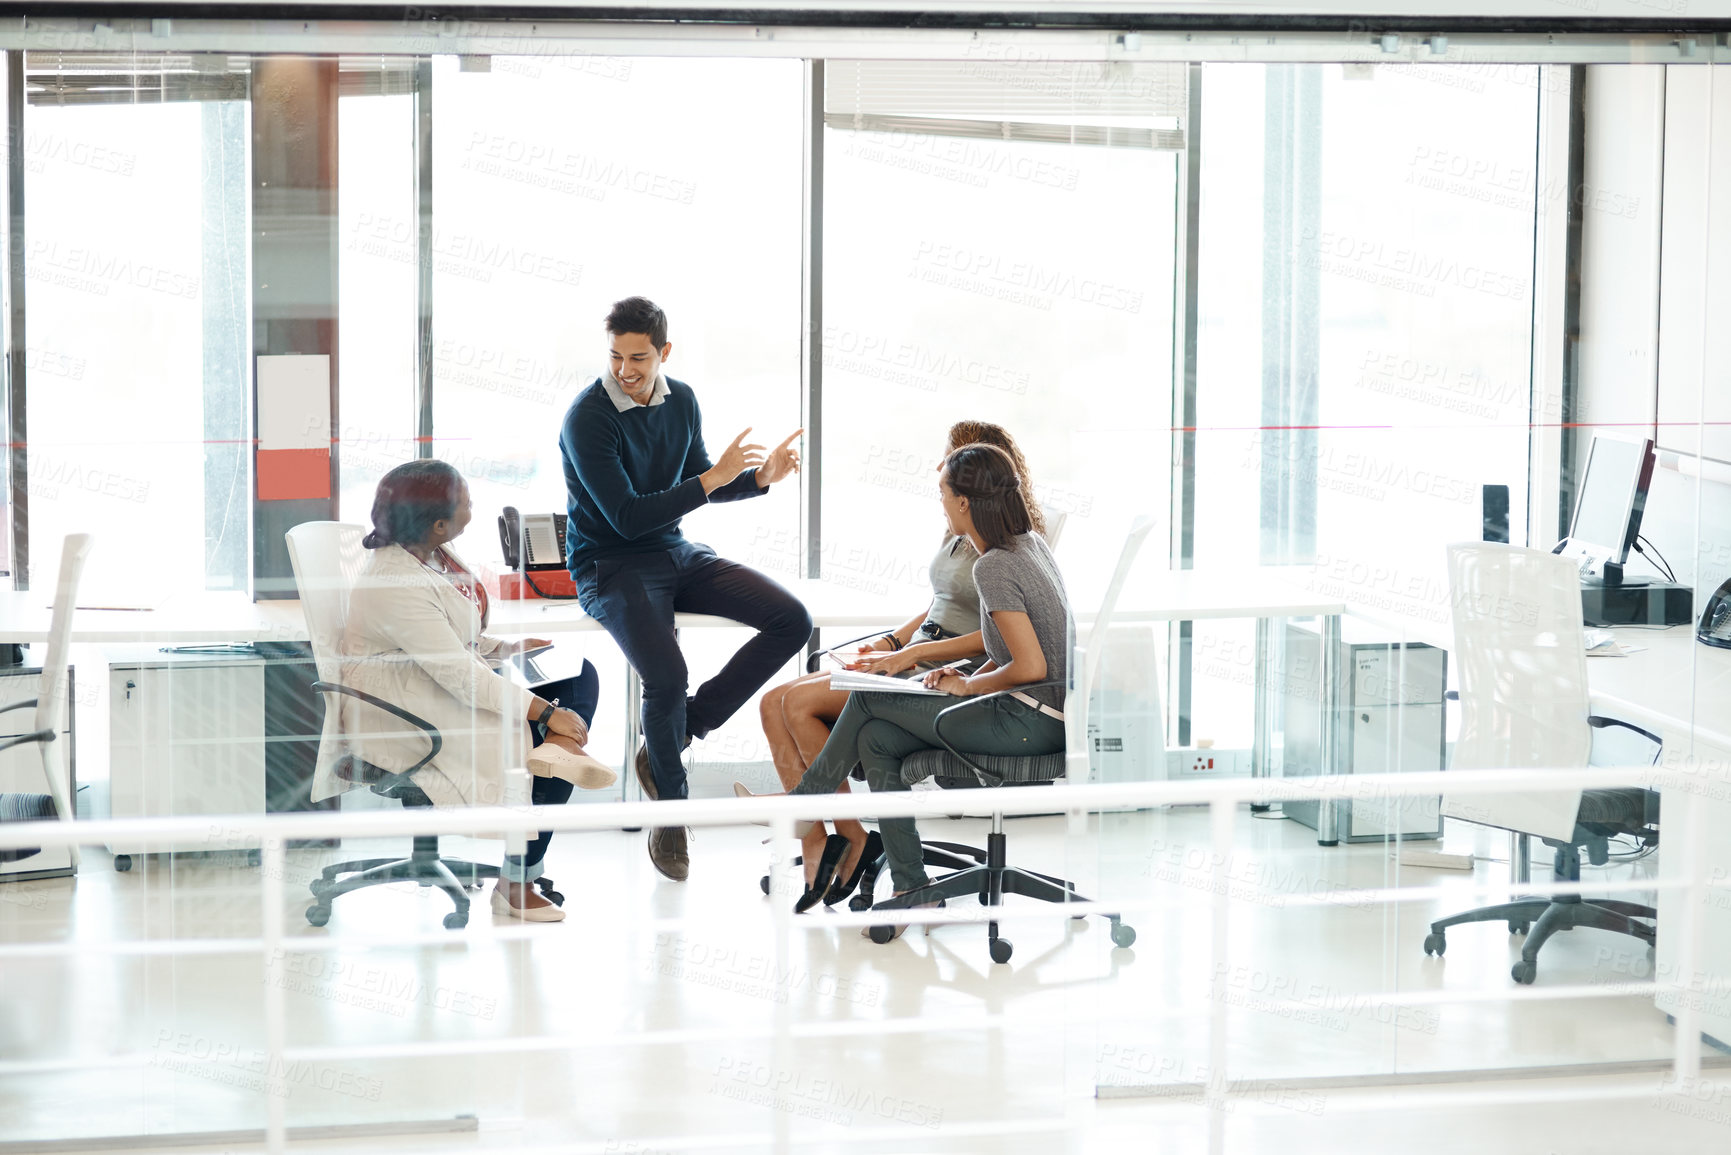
781, 442, 1073, 937
748, 422, 1047, 911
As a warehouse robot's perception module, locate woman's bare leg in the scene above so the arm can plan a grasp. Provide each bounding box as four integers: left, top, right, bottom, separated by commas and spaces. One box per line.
784, 677, 849, 768
762, 674, 843, 887
783, 678, 870, 886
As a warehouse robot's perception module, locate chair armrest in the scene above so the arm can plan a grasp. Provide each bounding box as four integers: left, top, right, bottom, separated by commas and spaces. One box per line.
807, 629, 893, 674
1587, 715, 1664, 749
0, 730, 54, 756
931, 678, 1070, 786
311, 681, 443, 775
0, 699, 38, 716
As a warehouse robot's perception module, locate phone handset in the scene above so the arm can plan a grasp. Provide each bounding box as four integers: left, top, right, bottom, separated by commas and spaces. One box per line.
499, 506, 524, 570
1699, 578, 1731, 648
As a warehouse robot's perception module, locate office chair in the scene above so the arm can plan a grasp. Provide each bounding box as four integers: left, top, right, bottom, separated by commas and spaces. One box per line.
1423, 543, 1661, 984
0, 534, 94, 870
286, 522, 541, 931
0, 793, 55, 862
764, 506, 1077, 895
859, 516, 1157, 963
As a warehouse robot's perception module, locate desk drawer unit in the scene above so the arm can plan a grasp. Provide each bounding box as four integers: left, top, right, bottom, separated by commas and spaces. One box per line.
0, 666, 77, 882
108, 657, 265, 862
1282, 622, 1447, 843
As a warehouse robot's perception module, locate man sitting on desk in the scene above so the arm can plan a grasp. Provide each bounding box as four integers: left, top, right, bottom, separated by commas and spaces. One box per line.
560, 295, 812, 882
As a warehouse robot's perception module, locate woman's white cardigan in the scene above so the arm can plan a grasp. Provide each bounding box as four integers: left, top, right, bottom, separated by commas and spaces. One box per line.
312, 543, 537, 808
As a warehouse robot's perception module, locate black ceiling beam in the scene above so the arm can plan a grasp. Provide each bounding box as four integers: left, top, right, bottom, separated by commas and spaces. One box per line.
0, 7, 1723, 36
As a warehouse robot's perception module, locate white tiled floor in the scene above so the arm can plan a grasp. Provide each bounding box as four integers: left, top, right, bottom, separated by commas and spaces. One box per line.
2, 804, 1723, 1153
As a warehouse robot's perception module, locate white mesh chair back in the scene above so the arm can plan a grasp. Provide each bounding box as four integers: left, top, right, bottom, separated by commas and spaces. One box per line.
285, 523, 367, 799
36, 534, 93, 861
1442, 543, 1588, 843
1040, 506, 1068, 550
35, 534, 93, 740
1067, 515, 1159, 778
284, 522, 366, 685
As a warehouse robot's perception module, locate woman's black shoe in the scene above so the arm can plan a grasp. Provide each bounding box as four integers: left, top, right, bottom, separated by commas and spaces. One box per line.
795, 835, 849, 914
823, 831, 882, 907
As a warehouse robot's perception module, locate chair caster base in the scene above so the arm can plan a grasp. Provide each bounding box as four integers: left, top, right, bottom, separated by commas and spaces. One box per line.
306, 904, 331, 927
868, 925, 897, 945
759, 874, 771, 896
989, 938, 1014, 964
444, 910, 469, 930
1508, 921, 1529, 935
1511, 959, 1536, 984
1423, 931, 1446, 956
1110, 921, 1136, 948
113, 855, 132, 873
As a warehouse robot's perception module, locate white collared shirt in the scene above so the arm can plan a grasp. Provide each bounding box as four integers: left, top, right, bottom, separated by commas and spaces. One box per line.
601, 368, 670, 412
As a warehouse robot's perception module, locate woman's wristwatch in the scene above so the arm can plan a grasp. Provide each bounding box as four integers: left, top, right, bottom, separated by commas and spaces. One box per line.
535, 701, 557, 727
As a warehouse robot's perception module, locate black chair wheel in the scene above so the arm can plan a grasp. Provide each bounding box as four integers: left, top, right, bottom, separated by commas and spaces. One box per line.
868, 925, 897, 945
759, 874, 771, 896
1111, 922, 1137, 949
978, 894, 989, 906
1511, 959, 1537, 984
113, 855, 132, 873
247, 849, 262, 867
309, 878, 332, 898
1423, 931, 1446, 957
1508, 921, 1529, 935
444, 910, 469, 930
305, 904, 331, 927
989, 938, 1014, 964
534, 878, 564, 906
849, 893, 872, 912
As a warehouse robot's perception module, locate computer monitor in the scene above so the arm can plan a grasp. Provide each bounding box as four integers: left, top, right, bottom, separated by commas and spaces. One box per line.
1565, 434, 1656, 576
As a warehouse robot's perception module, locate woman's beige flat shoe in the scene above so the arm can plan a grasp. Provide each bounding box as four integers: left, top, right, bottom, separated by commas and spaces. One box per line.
528, 745, 618, 790
491, 886, 566, 922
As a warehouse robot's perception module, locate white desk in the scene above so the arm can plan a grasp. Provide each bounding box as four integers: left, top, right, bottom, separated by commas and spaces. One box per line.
1, 569, 1346, 807
1590, 627, 1731, 1047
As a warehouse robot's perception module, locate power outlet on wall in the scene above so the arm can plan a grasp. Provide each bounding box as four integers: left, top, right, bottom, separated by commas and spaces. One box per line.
1167, 748, 1250, 777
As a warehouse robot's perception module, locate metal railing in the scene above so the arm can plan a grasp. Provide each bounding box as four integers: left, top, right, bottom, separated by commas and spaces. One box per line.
1, 763, 1725, 1155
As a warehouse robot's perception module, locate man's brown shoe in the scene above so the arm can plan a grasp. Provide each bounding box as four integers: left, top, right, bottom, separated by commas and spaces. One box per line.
633, 742, 659, 801
647, 826, 689, 882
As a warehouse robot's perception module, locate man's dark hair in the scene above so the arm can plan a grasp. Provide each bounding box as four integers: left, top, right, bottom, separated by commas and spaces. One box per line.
605, 296, 668, 348
363, 459, 465, 550
943, 442, 1032, 553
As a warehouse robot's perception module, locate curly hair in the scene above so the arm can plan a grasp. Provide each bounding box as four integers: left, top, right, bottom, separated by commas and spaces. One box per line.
945, 421, 1046, 536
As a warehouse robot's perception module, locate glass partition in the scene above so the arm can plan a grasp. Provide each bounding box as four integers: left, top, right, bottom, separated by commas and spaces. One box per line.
0, 22, 1728, 1155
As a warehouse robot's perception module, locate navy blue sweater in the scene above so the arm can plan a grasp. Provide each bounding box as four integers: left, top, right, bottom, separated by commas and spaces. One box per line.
559, 376, 764, 573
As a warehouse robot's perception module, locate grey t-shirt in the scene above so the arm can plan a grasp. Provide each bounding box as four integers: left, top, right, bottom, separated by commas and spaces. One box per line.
925, 535, 982, 636
972, 532, 1073, 711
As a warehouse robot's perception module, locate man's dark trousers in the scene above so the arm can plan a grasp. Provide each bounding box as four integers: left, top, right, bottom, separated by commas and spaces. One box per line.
575, 539, 812, 800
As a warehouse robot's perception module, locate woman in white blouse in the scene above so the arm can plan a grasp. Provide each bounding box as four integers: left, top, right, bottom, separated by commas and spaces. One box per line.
336, 460, 614, 922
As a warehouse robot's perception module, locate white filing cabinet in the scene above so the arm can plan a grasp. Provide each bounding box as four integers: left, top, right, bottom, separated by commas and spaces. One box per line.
0, 664, 77, 882
107, 651, 265, 869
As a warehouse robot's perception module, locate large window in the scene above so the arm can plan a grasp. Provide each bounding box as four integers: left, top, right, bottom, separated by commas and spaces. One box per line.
432, 55, 805, 776
336, 89, 418, 526
1186, 62, 1541, 749
25, 96, 247, 599
821, 61, 1181, 617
